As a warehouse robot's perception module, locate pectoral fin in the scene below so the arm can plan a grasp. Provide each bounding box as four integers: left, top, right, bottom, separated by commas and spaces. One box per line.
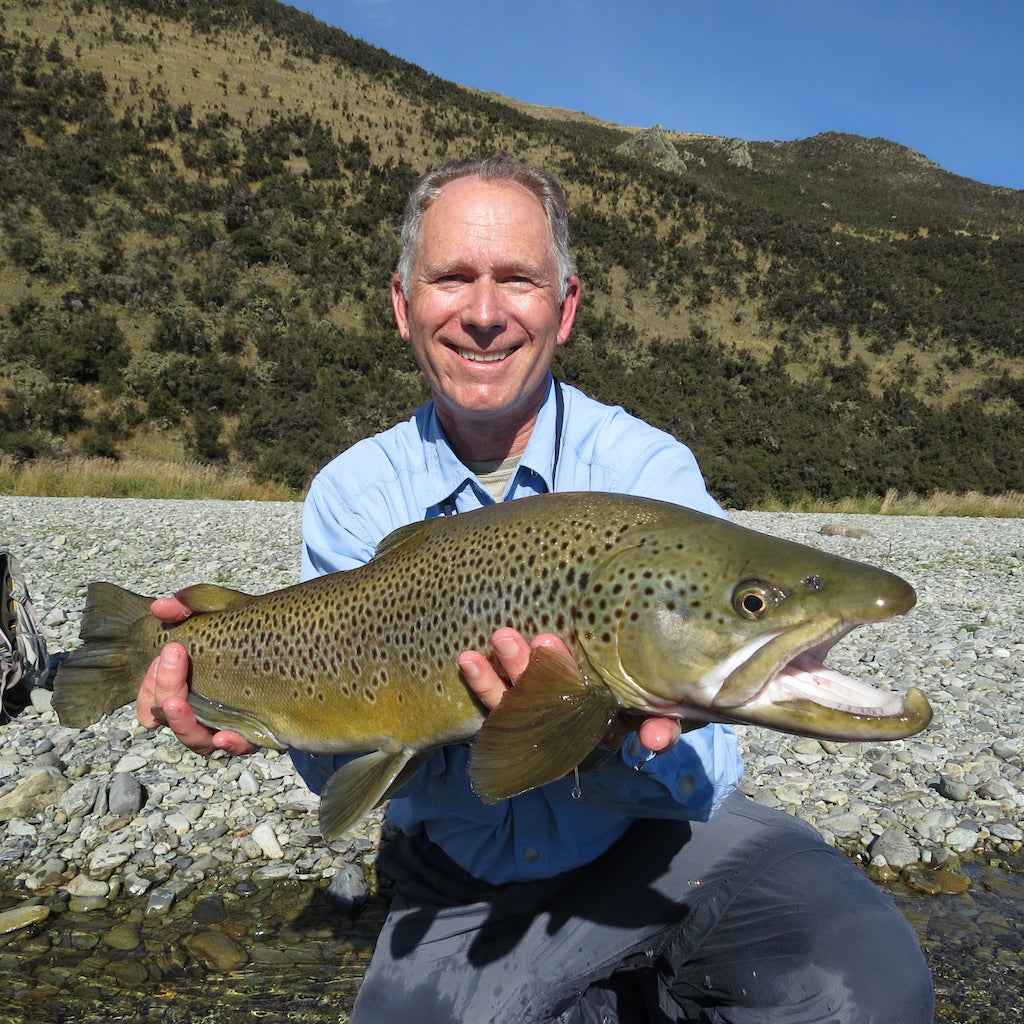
469, 645, 618, 804
319, 749, 424, 840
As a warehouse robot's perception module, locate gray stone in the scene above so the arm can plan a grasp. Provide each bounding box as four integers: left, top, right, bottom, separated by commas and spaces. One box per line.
58, 778, 102, 818
87, 843, 134, 880
868, 825, 919, 869
0, 768, 70, 820
66, 874, 110, 898
938, 776, 973, 802
328, 862, 369, 914
107, 772, 144, 817
251, 822, 284, 859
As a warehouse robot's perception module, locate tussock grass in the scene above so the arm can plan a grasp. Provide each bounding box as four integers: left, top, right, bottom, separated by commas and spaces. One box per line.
0, 456, 299, 501
758, 487, 1024, 518
2, 458, 1021, 515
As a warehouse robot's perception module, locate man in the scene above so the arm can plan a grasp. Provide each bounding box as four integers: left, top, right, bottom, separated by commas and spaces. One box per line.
138, 155, 933, 1023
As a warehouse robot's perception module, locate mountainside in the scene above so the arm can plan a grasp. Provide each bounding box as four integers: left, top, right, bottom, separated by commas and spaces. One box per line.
1, 0, 1022, 504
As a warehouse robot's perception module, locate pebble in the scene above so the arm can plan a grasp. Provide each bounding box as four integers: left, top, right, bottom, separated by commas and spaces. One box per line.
251, 822, 285, 860
328, 862, 370, 914
107, 773, 144, 817
182, 930, 249, 970
0, 904, 49, 935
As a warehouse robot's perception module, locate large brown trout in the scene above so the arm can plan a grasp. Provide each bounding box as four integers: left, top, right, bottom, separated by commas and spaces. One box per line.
53, 492, 931, 838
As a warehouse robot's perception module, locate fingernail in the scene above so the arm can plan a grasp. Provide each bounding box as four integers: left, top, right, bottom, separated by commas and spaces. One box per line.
458, 655, 481, 680
161, 646, 181, 669
493, 637, 518, 659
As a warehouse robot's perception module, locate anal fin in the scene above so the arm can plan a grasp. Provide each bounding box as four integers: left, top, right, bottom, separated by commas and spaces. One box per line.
187, 691, 289, 750
468, 645, 617, 804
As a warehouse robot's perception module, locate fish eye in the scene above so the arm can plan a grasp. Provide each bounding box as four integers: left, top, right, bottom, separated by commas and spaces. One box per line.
732, 580, 781, 620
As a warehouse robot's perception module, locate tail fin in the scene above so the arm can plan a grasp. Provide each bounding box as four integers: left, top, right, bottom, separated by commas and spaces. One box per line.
53, 583, 156, 728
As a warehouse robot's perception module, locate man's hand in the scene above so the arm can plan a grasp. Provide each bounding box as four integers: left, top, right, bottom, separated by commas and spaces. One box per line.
458, 627, 682, 754
136, 596, 258, 757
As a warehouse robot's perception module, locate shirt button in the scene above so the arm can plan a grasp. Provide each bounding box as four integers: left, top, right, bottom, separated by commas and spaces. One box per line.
523, 847, 539, 862
678, 775, 697, 797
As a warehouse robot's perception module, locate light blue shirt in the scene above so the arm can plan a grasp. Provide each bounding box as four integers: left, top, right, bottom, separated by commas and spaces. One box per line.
292, 376, 743, 884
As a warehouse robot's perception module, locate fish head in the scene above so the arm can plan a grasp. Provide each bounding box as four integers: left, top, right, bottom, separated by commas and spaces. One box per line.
576, 513, 931, 742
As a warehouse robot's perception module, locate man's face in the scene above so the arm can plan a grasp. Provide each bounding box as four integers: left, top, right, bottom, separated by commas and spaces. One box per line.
392, 177, 579, 452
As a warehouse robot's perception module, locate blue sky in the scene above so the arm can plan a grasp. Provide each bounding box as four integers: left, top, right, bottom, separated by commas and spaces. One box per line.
293, 0, 1023, 191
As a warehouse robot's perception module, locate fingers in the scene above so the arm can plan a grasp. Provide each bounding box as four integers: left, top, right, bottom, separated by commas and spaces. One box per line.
601, 713, 683, 753
138, 641, 257, 757
459, 629, 571, 712
137, 642, 189, 730
637, 716, 683, 753
151, 596, 193, 623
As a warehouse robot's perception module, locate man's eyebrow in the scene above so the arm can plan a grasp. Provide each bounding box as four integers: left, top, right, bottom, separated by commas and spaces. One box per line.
426, 259, 550, 278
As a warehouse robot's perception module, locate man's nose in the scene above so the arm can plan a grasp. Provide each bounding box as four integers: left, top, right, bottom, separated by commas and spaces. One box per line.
460, 277, 507, 332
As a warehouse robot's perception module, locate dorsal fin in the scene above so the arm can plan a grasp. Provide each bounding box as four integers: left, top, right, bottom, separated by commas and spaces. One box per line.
373, 519, 433, 558
174, 583, 254, 613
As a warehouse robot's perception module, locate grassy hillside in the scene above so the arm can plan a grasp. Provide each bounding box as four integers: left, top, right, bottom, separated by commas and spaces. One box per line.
1, 0, 1022, 505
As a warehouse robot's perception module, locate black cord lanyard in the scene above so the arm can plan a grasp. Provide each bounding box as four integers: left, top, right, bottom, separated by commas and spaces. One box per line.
442, 378, 564, 516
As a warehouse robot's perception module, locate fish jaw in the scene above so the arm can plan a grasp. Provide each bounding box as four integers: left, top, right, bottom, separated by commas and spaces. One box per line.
704, 623, 934, 741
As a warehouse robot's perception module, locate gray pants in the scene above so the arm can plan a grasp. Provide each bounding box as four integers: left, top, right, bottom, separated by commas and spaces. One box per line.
352, 793, 934, 1023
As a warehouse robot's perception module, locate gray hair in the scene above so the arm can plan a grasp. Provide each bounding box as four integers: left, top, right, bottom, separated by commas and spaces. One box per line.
396, 155, 576, 302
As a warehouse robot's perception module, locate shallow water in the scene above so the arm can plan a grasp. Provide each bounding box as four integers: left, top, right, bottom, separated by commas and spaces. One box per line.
1, 860, 1021, 1024
891, 857, 1024, 1024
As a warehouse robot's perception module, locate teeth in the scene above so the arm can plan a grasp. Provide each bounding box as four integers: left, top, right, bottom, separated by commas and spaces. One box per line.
459, 349, 512, 363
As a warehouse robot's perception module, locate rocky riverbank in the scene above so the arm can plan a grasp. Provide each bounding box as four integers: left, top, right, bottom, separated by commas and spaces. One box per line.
1, 496, 1023, 1018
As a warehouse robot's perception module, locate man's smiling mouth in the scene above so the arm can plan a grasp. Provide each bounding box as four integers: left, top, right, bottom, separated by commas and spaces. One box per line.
454, 346, 518, 363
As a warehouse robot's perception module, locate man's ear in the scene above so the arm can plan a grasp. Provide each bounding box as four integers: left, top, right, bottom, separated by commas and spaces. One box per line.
557, 276, 581, 345
391, 275, 411, 339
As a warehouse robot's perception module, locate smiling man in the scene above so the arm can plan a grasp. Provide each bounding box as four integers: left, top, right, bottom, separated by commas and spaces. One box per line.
138, 155, 932, 1024
391, 171, 579, 461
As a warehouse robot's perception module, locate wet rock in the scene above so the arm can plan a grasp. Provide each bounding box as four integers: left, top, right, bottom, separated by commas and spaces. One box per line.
933, 868, 971, 894
193, 896, 227, 924
183, 930, 249, 970
105, 960, 149, 986
901, 863, 942, 895
328, 863, 369, 915
67, 896, 109, 913
103, 922, 142, 951
0, 903, 50, 935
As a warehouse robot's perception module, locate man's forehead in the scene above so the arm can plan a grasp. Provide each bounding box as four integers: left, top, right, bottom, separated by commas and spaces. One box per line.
426, 176, 546, 226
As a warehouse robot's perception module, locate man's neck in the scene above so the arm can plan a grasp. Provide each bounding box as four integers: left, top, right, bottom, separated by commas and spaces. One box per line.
434, 381, 551, 463
438, 407, 539, 463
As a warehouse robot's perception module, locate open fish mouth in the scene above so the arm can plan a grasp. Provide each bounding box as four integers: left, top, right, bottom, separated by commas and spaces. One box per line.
711, 625, 933, 740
